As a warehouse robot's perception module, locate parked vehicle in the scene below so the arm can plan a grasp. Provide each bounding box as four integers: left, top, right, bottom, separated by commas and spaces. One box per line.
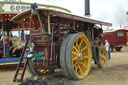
102, 29, 128, 52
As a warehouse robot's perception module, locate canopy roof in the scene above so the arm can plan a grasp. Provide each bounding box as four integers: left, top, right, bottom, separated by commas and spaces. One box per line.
13, 8, 112, 26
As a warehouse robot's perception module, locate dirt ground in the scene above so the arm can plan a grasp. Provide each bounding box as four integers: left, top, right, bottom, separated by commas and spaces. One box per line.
0, 46, 128, 85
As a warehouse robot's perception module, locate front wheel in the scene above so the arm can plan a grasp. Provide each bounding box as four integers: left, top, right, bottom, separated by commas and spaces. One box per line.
98, 47, 108, 68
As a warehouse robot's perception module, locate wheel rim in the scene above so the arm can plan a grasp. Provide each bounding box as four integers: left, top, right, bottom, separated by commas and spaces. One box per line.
72, 35, 91, 79
60, 34, 73, 79
26, 41, 52, 76
32, 61, 53, 75
99, 48, 107, 68
25, 41, 39, 75
24, 41, 34, 58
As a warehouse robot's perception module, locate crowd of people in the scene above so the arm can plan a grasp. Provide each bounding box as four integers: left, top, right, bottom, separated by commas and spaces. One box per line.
1, 30, 26, 58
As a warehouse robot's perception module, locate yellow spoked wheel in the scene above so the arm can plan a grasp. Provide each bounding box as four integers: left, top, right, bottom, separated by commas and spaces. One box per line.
60, 33, 92, 80
98, 47, 108, 68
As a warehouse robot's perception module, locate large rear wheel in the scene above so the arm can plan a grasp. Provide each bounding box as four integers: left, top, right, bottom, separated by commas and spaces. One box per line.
25, 40, 52, 76
60, 33, 92, 80
24, 40, 39, 76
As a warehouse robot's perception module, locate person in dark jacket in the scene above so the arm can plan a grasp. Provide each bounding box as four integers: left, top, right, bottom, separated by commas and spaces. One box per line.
4, 35, 10, 58
21, 30, 26, 41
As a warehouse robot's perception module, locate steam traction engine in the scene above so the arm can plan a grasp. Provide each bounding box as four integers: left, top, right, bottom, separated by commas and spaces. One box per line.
12, 6, 112, 81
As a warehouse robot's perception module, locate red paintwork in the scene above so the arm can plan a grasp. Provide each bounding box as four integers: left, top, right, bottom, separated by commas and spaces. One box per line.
102, 29, 128, 46
0, 28, 30, 32
32, 15, 39, 30
56, 12, 112, 26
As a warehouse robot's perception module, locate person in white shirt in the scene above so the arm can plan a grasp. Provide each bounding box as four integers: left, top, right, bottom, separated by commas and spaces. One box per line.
105, 40, 110, 60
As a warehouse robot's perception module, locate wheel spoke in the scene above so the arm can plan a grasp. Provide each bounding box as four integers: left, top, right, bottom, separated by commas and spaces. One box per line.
101, 58, 105, 64
72, 56, 77, 61
72, 51, 78, 56
83, 55, 88, 59
74, 64, 79, 73
101, 54, 104, 58
81, 46, 87, 52
79, 39, 84, 48
73, 62, 78, 68
78, 64, 83, 74
73, 45, 79, 53
101, 57, 104, 61
100, 55, 104, 60
103, 53, 106, 56
79, 62, 87, 70
76, 39, 80, 51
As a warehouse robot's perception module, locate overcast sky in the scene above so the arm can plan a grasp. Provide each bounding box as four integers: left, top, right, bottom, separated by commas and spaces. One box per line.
23, 0, 128, 29
1, 0, 128, 29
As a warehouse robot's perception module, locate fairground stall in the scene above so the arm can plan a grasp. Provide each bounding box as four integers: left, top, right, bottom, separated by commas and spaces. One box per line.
0, 1, 70, 66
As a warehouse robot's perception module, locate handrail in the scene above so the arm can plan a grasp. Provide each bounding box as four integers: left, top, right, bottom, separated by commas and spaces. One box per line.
29, 33, 51, 36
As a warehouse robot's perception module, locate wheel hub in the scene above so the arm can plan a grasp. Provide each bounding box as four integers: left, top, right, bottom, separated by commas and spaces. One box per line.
78, 52, 84, 61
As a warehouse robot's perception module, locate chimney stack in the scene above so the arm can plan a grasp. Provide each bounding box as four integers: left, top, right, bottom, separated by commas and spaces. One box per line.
85, 0, 90, 17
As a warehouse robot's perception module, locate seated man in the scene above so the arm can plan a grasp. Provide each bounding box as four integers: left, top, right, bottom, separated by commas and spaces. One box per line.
10, 36, 25, 54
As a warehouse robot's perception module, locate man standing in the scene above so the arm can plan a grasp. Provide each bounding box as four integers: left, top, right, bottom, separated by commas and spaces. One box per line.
4, 35, 10, 58
93, 37, 101, 64
21, 30, 26, 41
105, 40, 110, 60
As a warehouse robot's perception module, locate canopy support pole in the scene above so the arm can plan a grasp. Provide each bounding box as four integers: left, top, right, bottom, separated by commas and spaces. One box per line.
48, 15, 51, 34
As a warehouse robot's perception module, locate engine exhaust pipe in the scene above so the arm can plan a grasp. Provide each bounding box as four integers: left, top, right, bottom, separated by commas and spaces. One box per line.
85, 0, 90, 17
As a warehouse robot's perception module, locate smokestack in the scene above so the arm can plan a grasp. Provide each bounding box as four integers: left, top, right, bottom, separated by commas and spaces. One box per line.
85, 0, 90, 17
126, 11, 128, 15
